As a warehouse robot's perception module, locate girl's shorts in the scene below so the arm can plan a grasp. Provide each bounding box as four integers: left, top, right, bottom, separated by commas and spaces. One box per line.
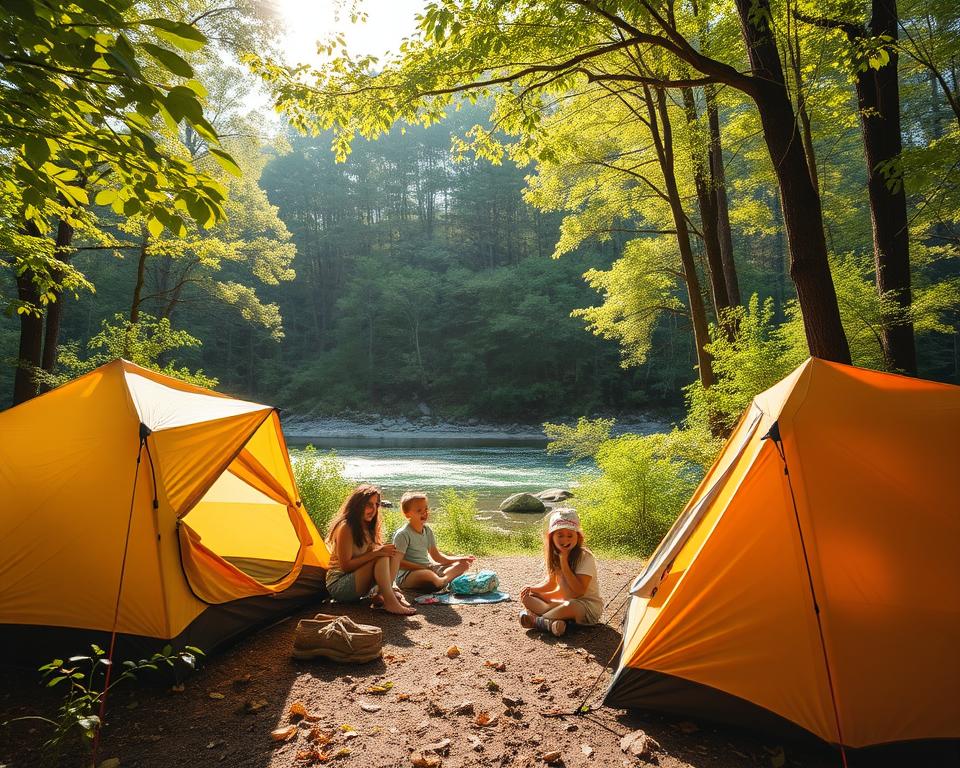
570, 597, 603, 626
396, 563, 446, 588
326, 571, 366, 602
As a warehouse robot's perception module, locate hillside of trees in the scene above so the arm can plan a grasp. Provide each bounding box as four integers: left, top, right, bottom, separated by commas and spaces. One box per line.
2, 0, 958, 426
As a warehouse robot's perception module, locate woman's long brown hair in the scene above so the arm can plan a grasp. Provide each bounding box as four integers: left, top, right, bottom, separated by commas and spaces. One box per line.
544, 528, 583, 574
326, 484, 382, 550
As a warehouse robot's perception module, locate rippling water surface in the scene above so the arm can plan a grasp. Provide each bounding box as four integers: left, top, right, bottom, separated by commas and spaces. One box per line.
291, 443, 596, 526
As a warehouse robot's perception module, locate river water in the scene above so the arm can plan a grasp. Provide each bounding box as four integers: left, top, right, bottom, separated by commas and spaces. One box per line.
288, 440, 595, 530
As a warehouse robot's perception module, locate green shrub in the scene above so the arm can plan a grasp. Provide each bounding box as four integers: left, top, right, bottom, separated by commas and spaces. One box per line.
573, 428, 720, 557
291, 446, 353, 535
430, 489, 539, 556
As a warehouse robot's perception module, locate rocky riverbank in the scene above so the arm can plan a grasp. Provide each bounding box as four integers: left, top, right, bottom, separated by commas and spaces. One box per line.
280, 412, 671, 443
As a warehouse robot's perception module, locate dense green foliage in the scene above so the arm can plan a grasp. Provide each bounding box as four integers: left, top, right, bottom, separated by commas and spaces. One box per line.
291, 447, 354, 535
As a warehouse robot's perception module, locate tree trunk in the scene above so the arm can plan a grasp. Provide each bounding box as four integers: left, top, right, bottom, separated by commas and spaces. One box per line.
646, 85, 716, 390
857, 0, 916, 374
706, 88, 741, 306
14, 271, 43, 405
681, 86, 731, 323
39, 218, 76, 379
735, 0, 851, 364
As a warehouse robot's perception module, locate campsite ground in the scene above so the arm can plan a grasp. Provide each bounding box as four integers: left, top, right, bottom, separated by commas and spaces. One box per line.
1, 557, 946, 768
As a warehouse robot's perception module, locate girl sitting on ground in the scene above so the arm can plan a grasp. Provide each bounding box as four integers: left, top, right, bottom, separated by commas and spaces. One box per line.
518, 509, 603, 637
324, 484, 416, 616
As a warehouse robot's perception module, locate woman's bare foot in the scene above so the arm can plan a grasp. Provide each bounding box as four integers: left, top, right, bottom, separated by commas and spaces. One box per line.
393, 588, 412, 607
383, 602, 416, 616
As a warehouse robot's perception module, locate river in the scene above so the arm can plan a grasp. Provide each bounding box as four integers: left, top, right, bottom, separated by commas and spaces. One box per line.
288, 440, 596, 530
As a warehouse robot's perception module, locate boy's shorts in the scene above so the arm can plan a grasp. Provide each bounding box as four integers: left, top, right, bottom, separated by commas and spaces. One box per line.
396, 563, 446, 588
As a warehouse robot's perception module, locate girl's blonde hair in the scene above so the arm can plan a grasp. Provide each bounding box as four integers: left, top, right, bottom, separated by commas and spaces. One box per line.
326, 484, 383, 549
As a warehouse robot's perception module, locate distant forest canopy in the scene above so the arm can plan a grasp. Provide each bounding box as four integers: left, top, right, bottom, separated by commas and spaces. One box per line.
2, 0, 959, 424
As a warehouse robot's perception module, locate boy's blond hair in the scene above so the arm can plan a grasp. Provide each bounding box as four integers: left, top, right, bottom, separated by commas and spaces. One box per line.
400, 491, 428, 514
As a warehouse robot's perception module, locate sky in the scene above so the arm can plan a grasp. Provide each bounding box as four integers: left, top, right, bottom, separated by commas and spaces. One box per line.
271, 0, 427, 67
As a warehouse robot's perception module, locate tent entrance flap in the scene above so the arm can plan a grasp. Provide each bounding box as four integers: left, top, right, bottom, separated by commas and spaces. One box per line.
178, 459, 309, 604
186, 470, 300, 578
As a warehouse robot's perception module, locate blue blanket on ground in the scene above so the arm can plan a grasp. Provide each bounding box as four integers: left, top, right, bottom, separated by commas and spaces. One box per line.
413, 590, 512, 605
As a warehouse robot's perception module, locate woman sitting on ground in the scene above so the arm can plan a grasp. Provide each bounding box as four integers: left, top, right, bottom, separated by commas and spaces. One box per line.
324, 484, 415, 616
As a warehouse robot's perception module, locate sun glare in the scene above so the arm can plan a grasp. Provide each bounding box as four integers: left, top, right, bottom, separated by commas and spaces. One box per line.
272, 0, 426, 66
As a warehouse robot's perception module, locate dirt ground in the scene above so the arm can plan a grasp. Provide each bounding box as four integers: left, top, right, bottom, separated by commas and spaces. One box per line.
1, 557, 953, 768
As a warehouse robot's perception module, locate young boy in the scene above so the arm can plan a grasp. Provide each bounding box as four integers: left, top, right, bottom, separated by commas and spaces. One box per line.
393, 492, 475, 591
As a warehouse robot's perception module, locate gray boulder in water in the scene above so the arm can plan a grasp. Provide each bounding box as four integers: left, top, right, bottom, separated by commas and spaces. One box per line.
499, 492, 546, 514
536, 488, 573, 503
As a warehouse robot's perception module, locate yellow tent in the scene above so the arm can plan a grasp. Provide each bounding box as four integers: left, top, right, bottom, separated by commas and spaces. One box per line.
0, 359, 328, 656
605, 359, 960, 748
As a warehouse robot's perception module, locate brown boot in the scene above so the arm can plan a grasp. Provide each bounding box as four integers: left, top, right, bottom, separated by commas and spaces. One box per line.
293, 616, 382, 662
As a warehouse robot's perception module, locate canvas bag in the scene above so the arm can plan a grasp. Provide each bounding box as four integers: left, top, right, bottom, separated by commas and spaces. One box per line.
449, 569, 499, 595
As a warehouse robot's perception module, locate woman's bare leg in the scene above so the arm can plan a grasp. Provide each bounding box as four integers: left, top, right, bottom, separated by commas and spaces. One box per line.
374, 555, 415, 615
351, 561, 376, 597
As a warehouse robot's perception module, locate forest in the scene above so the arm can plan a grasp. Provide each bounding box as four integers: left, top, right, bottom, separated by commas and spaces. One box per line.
2, 0, 958, 427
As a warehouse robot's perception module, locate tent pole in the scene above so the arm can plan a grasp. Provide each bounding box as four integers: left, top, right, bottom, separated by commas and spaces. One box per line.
91, 425, 151, 767
767, 423, 849, 767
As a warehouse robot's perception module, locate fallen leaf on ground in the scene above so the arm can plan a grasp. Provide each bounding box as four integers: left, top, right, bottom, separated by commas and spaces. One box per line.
410, 752, 441, 767
359, 701, 381, 713
309, 728, 334, 745
486, 679, 501, 692
289, 701, 308, 720
396, 693, 411, 702
338, 723, 355, 732
271, 725, 298, 742
170, 683, 185, 693
619, 730, 660, 758
208, 692, 225, 700
446, 645, 460, 658
484, 659, 506, 671
543, 750, 562, 764
243, 698, 269, 714
296, 748, 325, 762
332, 747, 351, 758
366, 682, 393, 694
475, 711, 499, 727
530, 676, 546, 684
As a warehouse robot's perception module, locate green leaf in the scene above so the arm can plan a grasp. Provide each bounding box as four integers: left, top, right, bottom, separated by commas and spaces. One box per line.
23, 136, 52, 168
142, 19, 207, 52
146, 216, 164, 238
165, 86, 203, 124
95, 188, 117, 206
208, 147, 242, 177
141, 43, 194, 78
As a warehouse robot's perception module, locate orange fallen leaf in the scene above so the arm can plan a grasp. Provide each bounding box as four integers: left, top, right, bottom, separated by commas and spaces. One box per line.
289, 701, 308, 720
271, 725, 298, 742
475, 711, 499, 727
309, 728, 334, 745
208, 692, 225, 700
446, 645, 460, 658
411, 751, 441, 768
484, 659, 506, 672
543, 751, 562, 764
396, 693, 411, 702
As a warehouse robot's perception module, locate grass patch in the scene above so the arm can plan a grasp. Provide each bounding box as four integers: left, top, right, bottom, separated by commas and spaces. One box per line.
431, 489, 540, 556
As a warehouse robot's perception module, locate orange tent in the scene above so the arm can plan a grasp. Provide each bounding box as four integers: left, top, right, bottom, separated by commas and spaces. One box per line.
605, 359, 960, 748
0, 360, 328, 657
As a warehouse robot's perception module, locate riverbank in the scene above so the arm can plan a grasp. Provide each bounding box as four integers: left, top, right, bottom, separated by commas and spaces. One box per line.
281, 413, 672, 445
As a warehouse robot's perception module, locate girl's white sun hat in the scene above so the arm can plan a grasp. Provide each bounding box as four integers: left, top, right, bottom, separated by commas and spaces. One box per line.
547, 508, 582, 535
